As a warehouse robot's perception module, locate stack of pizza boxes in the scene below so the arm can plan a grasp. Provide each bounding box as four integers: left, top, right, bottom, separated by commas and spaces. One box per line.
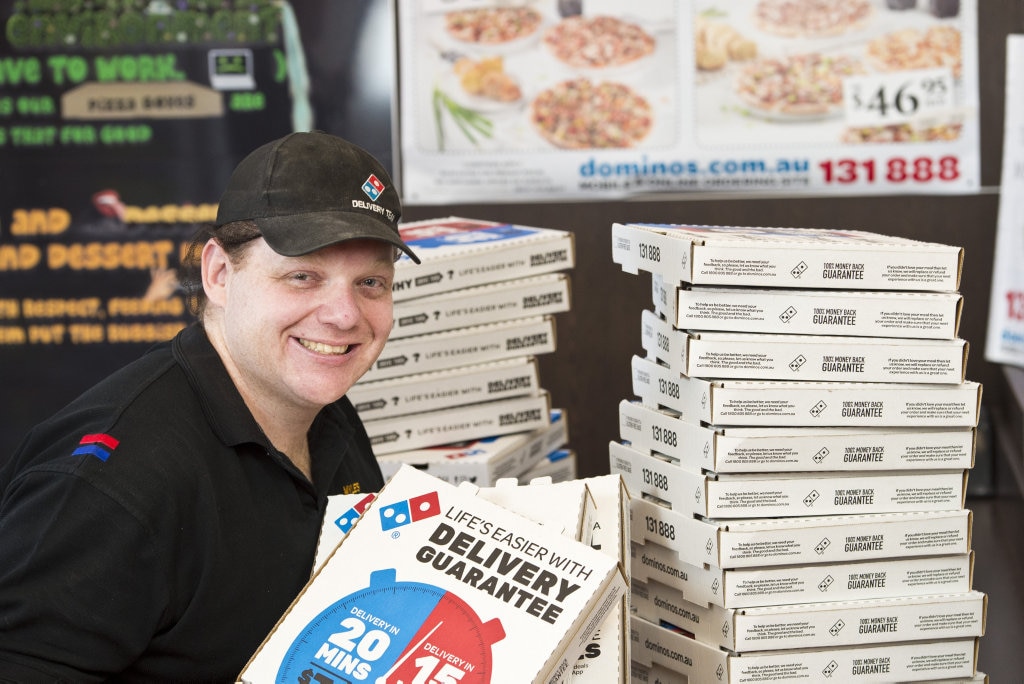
610, 224, 988, 683
349, 216, 577, 485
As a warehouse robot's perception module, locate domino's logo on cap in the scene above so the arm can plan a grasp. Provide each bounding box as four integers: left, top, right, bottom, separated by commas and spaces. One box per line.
362, 173, 385, 201
379, 491, 441, 531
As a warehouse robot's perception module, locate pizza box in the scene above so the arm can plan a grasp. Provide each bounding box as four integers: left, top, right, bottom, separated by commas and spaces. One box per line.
632, 576, 986, 651
391, 273, 571, 339
618, 399, 976, 472
612, 223, 963, 292
629, 495, 972, 569
628, 657, 991, 684
650, 275, 963, 339
630, 540, 973, 609
350, 356, 541, 421
238, 465, 626, 684
641, 309, 969, 383
630, 615, 978, 683
394, 217, 575, 301
376, 408, 569, 485
631, 355, 983, 427
610, 441, 968, 518
362, 315, 557, 382
366, 392, 551, 455
521, 449, 577, 483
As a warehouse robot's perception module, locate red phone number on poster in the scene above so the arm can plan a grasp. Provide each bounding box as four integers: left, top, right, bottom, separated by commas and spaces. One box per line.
819, 156, 960, 184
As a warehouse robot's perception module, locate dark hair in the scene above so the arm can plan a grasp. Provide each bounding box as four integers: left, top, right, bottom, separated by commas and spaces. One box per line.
181, 220, 262, 320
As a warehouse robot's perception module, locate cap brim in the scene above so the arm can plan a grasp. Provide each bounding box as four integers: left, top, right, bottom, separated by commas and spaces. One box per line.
254, 211, 421, 264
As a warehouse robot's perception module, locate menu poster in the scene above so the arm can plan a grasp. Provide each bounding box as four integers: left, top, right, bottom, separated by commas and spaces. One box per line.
985, 35, 1024, 367
0, 0, 394, 457
396, 0, 980, 204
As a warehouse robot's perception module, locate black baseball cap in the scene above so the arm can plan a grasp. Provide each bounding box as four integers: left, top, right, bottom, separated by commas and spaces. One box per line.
215, 131, 420, 263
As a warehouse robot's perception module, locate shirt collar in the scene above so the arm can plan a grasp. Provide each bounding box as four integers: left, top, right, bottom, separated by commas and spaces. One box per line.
171, 323, 269, 449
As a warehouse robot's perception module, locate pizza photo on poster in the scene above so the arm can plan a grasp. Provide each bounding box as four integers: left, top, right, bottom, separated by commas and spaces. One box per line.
410, 1, 680, 153
692, 0, 970, 147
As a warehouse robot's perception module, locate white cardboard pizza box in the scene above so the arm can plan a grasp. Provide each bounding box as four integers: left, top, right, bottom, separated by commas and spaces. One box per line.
375, 408, 569, 486
349, 356, 541, 421
610, 440, 968, 518
365, 391, 552, 455
640, 308, 969, 384
630, 538, 973, 610
394, 216, 575, 301
650, 275, 963, 339
612, 222, 962, 292
630, 615, 978, 684
391, 273, 571, 339
618, 399, 976, 472
632, 576, 986, 651
628, 495, 972, 569
362, 316, 557, 383
239, 464, 625, 684
631, 355, 982, 427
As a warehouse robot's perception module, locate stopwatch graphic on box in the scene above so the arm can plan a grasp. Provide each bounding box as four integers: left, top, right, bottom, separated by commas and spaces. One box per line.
276, 568, 505, 684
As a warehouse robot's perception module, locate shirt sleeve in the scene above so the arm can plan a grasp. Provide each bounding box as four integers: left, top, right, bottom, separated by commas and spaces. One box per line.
0, 467, 169, 682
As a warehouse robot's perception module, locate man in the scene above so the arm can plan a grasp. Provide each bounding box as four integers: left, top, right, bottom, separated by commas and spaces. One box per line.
0, 131, 419, 681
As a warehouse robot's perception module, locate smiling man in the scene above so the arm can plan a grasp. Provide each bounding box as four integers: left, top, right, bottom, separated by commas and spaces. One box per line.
0, 132, 419, 682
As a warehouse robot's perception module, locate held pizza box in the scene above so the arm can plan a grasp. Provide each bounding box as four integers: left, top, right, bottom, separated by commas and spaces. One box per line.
239, 465, 626, 684
641, 309, 969, 383
366, 392, 552, 455
631, 576, 987, 651
630, 539, 974, 609
376, 408, 569, 485
362, 316, 557, 382
650, 274, 964, 340
350, 356, 541, 421
629, 495, 972, 569
612, 222, 963, 292
394, 217, 575, 301
610, 441, 968, 518
631, 355, 983, 427
391, 273, 572, 339
630, 615, 978, 684
618, 399, 977, 472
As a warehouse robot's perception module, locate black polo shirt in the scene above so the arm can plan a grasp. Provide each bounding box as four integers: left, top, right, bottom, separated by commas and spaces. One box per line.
0, 323, 384, 683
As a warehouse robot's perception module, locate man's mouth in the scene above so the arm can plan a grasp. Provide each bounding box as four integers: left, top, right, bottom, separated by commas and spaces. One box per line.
299, 338, 350, 355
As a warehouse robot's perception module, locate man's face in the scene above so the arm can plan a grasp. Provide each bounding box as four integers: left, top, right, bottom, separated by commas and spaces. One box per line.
204, 237, 395, 416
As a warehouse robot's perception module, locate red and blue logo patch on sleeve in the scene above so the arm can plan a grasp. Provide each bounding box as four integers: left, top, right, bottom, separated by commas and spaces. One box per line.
72, 433, 119, 462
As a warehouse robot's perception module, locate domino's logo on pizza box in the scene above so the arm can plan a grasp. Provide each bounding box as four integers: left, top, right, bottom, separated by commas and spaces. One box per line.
333, 493, 376, 534
379, 490, 442, 531
362, 173, 385, 201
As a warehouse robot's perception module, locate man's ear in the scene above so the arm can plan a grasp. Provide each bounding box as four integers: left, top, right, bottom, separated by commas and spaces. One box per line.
201, 239, 231, 308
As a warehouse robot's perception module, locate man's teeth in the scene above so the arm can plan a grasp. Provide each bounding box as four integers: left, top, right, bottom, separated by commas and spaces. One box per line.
300, 339, 349, 355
